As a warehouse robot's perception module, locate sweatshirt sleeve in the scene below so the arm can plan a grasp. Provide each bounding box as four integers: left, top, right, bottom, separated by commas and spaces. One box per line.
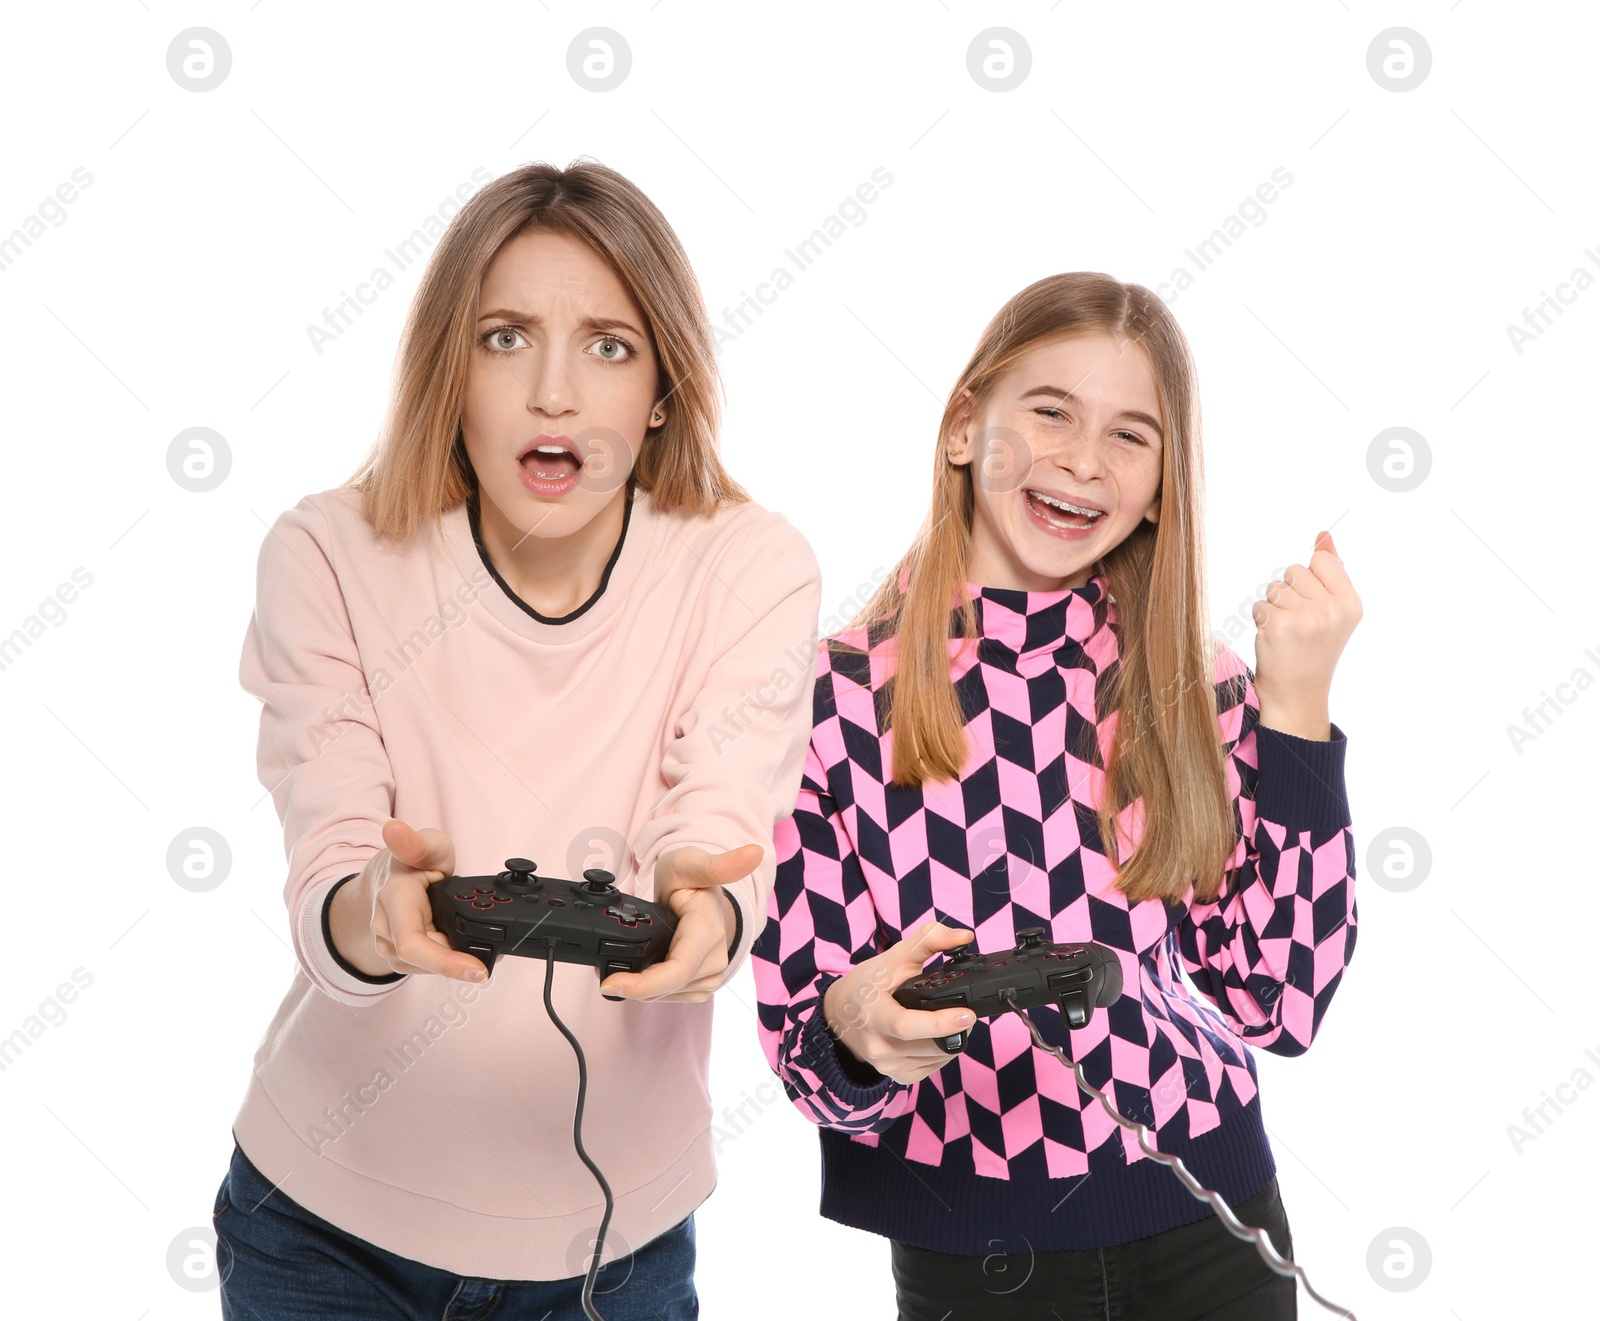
1172, 647, 1357, 1057
628, 511, 822, 985
750, 656, 921, 1134
239, 496, 409, 1008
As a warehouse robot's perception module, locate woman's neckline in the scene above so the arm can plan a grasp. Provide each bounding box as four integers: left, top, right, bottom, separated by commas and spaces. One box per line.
465, 473, 637, 626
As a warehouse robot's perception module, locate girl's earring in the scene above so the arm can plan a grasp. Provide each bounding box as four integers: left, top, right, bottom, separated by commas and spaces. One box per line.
651, 409, 664, 425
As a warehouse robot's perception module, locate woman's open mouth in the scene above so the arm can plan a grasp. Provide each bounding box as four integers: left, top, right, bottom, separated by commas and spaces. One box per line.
519, 441, 581, 495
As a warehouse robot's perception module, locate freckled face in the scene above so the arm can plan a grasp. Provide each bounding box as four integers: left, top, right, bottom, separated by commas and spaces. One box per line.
953, 332, 1164, 591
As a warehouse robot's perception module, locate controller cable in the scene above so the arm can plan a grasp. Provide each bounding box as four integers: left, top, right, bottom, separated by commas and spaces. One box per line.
999, 991, 1356, 1320
541, 939, 615, 1321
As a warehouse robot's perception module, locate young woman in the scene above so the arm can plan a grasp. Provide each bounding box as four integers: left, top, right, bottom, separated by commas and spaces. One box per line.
213, 160, 821, 1320
752, 273, 1361, 1321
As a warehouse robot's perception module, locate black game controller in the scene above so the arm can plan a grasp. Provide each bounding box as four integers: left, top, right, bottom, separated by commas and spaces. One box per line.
428, 858, 677, 984
893, 926, 1124, 1052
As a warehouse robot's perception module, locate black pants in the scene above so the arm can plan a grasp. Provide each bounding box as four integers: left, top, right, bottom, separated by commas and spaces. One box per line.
892, 1176, 1295, 1321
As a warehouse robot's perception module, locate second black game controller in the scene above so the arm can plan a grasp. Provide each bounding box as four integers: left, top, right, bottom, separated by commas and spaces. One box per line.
894, 926, 1124, 1052
428, 858, 676, 987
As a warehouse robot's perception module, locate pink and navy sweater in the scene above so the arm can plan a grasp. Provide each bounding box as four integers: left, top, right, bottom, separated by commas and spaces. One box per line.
750, 572, 1356, 1254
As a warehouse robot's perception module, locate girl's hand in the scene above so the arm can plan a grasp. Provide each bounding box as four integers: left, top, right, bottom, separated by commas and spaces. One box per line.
327, 817, 484, 982
1251, 530, 1362, 739
820, 921, 978, 1085
598, 844, 757, 1003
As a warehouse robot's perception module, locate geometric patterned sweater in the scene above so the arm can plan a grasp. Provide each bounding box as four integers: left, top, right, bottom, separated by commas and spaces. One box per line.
750, 572, 1356, 1253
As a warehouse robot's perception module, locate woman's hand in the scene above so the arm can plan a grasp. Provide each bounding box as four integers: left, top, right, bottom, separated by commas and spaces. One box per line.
1252, 530, 1362, 740
327, 817, 486, 982
598, 843, 758, 1003
820, 921, 978, 1085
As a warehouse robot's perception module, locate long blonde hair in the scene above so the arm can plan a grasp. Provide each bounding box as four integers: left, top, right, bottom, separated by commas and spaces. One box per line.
345, 158, 748, 540
842, 273, 1238, 905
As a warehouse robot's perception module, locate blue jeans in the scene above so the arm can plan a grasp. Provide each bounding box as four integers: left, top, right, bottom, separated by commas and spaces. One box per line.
213, 1141, 698, 1320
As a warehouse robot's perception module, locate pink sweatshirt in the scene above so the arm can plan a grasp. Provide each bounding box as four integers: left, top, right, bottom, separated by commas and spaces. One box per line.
229, 477, 821, 1279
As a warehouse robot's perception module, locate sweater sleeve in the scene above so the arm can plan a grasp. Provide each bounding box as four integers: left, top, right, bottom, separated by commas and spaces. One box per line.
750, 665, 921, 1134
1172, 649, 1357, 1057
239, 497, 409, 1008
628, 512, 822, 985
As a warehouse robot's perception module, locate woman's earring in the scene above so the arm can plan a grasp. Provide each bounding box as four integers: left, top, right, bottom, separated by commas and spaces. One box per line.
651, 409, 664, 425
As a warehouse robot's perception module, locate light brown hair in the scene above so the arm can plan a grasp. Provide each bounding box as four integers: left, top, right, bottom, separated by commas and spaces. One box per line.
345, 159, 748, 540
841, 273, 1238, 905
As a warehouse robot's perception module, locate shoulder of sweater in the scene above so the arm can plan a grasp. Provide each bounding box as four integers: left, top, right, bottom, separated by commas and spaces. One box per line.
295, 485, 383, 544
252, 487, 402, 597
637, 495, 822, 619
248, 487, 352, 590
645, 490, 817, 573
306, 484, 367, 513
264, 485, 369, 551
802, 621, 885, 735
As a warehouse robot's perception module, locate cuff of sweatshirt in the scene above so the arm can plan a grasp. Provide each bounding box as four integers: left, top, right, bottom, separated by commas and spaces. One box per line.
296, 872, 408, 1004
716, 874, 761, 985
639, 841, 761, 986
1253, 720, 1351, 836
795, 980, 901, 1112
721, 885, 744, 969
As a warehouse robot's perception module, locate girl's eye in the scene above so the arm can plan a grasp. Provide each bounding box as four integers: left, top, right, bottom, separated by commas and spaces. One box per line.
480, 327, 525, 354
591, 336, 636, 363
1034, 408, 1149, 446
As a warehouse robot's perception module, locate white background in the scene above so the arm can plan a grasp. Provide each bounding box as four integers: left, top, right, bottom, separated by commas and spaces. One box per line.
1, 3, 1595, 1317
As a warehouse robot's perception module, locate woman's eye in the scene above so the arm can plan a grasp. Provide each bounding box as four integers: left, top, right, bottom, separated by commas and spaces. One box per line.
592, 336, 635, 362
482, 327, 524, 353
1116, 430, 1148, 446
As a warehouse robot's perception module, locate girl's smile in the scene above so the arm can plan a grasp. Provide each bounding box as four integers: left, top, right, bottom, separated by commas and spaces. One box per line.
1021, 483, 1107, 539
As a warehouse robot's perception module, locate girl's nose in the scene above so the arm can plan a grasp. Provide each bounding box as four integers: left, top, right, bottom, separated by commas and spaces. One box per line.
1053, 428, 1108, 477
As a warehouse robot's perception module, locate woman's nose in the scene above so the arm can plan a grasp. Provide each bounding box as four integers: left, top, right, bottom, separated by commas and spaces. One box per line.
525, 350, 575, 416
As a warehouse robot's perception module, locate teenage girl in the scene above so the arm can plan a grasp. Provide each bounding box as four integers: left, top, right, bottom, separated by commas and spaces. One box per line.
213, 160, 821, 1321
752, 273, 1361, 1321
